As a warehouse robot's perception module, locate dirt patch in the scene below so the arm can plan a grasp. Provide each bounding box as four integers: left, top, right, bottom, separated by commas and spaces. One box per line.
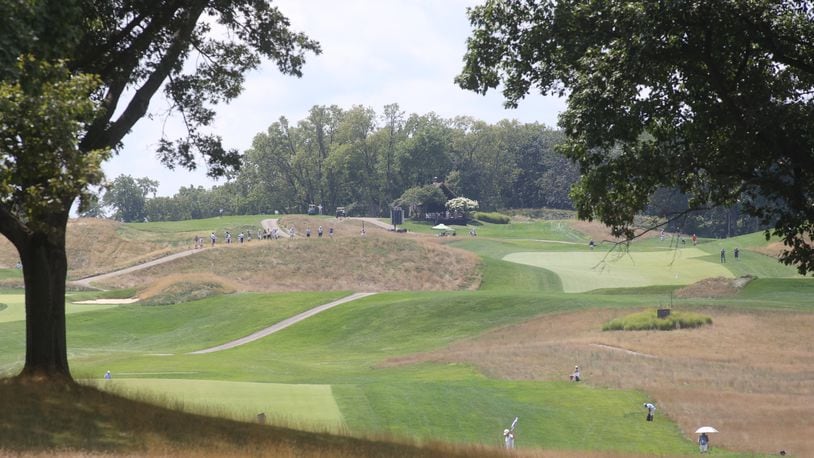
384, 308, 814, 456
751, 241, 785, 258
673, 276, 754, 298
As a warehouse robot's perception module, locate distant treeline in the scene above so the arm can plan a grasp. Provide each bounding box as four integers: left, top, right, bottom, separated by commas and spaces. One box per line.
92, 104, 768, 238
95, 104, 579, 220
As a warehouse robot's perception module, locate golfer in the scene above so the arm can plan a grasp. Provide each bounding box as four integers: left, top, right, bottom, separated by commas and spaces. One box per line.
503, 428, 515, 449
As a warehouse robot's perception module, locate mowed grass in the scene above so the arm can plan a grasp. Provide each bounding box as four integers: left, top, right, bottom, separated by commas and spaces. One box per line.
3, 216, 812, 457
504, 248, 734, 292
55, 290, 714, 455
0, 293, 117, 324
96, 378, 344, 432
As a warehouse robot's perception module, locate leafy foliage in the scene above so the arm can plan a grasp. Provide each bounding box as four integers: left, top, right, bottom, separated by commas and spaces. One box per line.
458, 0, 814, 274
0, 57, 109, 234
103, 175, 158, 222
144, 106, 578, 220
0, 0, 320, 379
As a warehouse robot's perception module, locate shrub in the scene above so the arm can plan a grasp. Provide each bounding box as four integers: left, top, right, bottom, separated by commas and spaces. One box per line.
603, 309, 712, 331
474, 211, 510, 224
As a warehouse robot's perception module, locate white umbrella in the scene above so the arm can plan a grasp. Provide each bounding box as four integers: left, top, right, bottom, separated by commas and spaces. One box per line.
695, 426, 718, 434
432, 224, 452, 231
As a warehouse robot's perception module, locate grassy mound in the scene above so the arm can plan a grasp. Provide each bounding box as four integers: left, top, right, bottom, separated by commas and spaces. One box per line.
97, 232, 481, 293
602, 309, 712, 331
674, 275, 754, 298
137, 273, 237, 305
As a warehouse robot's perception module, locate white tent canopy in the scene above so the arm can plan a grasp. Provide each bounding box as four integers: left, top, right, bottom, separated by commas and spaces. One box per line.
432, 224, 452, 231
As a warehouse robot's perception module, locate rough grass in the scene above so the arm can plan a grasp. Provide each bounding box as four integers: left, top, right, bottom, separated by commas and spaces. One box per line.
91, 227, 481, 293
602, 309, 712, 331
395, 306, 814, 456
137, 273, 238, 305
674, 276, 754, 298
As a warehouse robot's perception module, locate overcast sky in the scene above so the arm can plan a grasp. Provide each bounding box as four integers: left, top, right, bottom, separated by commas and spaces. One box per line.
105, 0, 565, 196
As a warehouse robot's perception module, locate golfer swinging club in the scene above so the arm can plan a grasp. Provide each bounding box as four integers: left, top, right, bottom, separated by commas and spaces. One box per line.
503, 417, 518, 449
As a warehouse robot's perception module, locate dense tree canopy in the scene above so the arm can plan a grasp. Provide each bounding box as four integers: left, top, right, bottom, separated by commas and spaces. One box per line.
103, 175, 158, 222
139, 105, 578, 220
458, 0, 814, 274
0, 0, 319, 380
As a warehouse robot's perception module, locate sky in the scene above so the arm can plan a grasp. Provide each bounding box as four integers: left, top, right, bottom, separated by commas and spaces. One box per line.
105, 0, 566, 197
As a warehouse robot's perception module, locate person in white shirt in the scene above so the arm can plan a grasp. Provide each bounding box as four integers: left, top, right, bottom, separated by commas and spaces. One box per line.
570, 365, 581, 381
644, 402, 656, 421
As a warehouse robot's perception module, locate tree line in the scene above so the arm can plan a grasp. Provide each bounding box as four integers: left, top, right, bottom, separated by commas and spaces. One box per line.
95, 104, 580, 221
95, 103, 773, 240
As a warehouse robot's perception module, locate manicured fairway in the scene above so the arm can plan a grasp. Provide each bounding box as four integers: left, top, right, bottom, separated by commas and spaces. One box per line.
504, 247, 734, 292
0, 294, 117, 323
97, 378, 344, 431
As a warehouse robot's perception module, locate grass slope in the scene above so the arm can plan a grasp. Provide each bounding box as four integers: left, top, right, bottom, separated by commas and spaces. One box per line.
3, 216, 812, 457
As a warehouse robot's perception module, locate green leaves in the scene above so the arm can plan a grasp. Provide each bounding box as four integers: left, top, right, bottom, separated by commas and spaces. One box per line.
460, 0, 814, 274
0, 56, 110, 235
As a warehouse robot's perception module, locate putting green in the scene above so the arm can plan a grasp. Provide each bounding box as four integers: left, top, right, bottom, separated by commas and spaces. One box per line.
504, 248, 733, 292
0, 294, 118, 323
97, 378, 344, 431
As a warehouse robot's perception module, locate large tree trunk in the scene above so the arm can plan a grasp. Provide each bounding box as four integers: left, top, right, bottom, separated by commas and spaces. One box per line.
17, 228, 72, 383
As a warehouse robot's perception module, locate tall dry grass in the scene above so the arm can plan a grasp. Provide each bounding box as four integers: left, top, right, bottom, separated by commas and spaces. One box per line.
92, 218, 481, 293
387, 308, 814, 456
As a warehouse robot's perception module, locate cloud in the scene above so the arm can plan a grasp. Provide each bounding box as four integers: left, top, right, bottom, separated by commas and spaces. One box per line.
107, 0, 565, 196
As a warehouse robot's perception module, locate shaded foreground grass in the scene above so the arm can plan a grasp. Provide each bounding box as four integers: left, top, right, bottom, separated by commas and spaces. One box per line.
0, 379, 673, 458
0, 379, 453, 457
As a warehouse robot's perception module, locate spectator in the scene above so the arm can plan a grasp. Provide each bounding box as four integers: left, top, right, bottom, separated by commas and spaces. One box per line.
644, 403, 656, 422
570, 365, 581, 382
699, 432, 709, 453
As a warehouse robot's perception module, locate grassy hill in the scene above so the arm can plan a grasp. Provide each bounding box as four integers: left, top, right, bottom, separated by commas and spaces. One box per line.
1, 215, 812, 457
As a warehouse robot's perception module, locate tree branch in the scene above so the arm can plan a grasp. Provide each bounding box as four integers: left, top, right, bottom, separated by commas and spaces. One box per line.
81, 2, 208, 151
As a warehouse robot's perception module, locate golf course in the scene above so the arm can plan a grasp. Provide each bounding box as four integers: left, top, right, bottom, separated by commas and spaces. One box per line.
1, 214, 812, 457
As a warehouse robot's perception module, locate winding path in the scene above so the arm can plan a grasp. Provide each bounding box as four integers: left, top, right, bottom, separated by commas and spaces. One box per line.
188, 292, 376, 354
72, 249, 200, 289
71, 218, 380, 354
